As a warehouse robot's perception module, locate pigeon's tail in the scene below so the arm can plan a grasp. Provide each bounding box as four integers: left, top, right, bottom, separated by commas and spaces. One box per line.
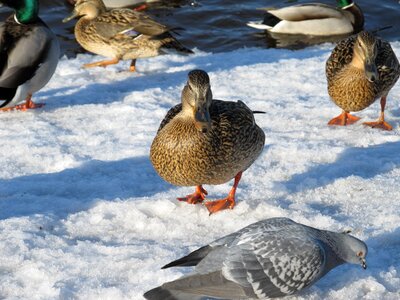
144, 271, 249, 299
143, 286, 201, 300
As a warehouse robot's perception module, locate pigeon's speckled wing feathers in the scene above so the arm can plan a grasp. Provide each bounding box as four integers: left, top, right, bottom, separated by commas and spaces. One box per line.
145, 218, 330, 300
222, 228, 325, 298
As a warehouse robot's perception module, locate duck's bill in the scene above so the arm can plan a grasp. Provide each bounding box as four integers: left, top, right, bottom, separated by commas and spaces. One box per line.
194, 105, 211, 133
364, 60, 379, 83
63, 11, 78, 23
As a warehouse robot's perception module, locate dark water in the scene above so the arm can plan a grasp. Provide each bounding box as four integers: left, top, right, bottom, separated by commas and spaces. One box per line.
1, 0, 399, 57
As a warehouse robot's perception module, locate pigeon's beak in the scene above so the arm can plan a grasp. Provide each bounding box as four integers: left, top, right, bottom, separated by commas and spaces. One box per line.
361, 258, 367, 270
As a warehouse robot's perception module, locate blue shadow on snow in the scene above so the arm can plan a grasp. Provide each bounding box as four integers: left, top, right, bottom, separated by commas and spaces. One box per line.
0, 156, 172, 220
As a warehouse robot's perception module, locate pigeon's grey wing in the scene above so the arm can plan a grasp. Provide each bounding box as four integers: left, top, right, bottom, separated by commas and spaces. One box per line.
222, 232, 325, 298
0, 25, 52, 89
162, 245, 213, 269
211, 218, 297, 248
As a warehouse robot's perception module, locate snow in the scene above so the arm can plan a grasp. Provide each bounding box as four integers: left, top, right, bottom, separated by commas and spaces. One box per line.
1, 42, 400, 300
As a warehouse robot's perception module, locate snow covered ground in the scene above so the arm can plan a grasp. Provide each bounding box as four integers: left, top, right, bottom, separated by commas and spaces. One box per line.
1, 42, 400, 300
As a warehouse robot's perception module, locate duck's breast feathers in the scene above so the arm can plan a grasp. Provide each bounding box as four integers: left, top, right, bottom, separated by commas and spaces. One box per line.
92, 9, 168, 39
267, 3, 343, 22
0, 17, 57, 89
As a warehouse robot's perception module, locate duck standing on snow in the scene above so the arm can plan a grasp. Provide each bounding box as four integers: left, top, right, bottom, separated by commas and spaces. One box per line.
247, 0, 364, 36
63, 0, 193, 72
0, 0, 60, 110
326, 31, 400, 130
150, 70, 265, 215
66, 0, 156, 9
144, 217, 368, 299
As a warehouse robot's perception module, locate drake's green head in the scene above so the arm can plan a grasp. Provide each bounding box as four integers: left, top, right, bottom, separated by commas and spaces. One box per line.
337, 0, 354, 9
0, 0, 39, 23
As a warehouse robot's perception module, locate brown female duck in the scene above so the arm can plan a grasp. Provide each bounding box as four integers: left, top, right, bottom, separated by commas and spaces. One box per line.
326, 31, 400, 130
150, 70, 265, 214
63, 0, 192, 72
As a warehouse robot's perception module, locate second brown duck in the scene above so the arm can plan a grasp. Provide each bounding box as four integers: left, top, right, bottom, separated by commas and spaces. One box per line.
150, 70, 265, 214
326, 31, 399, 130
63, 0, 193, 72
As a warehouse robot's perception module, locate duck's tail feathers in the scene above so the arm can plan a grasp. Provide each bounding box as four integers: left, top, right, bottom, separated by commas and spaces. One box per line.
247, 12, 281, 30
162, 245, 212, 269
247, 20, 272, 30
161, 40, 194, 55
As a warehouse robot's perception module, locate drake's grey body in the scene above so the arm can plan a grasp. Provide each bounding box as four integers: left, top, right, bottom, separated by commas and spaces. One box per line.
247, 2, 364, 36
144, 218, 367, 300
0, 16, 59, 108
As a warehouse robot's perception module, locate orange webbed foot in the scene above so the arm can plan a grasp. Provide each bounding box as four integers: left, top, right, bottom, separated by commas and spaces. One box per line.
363, 120, 393, 131
328, 111, 360, 126
1, 98, 44, 111
177, 186, 208, 204
204, 197, 235, 215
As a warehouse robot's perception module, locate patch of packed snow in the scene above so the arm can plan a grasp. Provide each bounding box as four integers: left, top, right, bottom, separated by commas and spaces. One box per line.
1, 42, 400, 299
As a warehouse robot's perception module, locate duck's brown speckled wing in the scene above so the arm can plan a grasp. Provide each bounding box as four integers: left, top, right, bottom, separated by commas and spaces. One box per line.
157, 103, 182, 134
375, 38, 400, 94
325, 35, 356, 82
92, 9, 168, 39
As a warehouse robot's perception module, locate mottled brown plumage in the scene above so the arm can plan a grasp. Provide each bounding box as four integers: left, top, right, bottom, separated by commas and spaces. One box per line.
326, 31, 399, 129
63, 0, 192, 71
150, 70, 265, 213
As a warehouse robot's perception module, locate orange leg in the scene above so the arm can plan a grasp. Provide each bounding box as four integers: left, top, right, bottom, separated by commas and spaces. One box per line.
328, 110, 360, 126
0, 94, 44, 111
83, 58, 120, 69
205, 172, 242, 215
129, 59, 136, 72
363, 96, 392, 131
177, 185, 208, 204
134, 4, 147, 11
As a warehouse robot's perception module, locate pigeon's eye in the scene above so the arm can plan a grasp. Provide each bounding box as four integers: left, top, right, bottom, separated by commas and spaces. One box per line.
357, 251, 363, 257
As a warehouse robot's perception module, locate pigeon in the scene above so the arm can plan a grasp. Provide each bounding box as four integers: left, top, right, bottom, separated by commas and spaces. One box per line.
144, 217, 367, 300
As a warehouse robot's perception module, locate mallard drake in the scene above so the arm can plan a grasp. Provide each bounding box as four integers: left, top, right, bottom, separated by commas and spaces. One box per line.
247, 0, 364, 36
0, 0, 60, 110
63, 0, 193, 72
150, 70, 265, 214
326, 31, 400, 130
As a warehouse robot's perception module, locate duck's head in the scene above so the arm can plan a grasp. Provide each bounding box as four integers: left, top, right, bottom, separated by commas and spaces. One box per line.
0, 0, 39, 24
63, 0, 106, 23
337, 0, 354, 9
352, 31, 379, 83
182, 70, 213, 134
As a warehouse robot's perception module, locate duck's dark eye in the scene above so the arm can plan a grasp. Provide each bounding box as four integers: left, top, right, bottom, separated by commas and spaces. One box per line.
357, 251, 363, 257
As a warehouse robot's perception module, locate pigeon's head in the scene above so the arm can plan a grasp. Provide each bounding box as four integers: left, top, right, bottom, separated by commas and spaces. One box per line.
339, 233, 368, 269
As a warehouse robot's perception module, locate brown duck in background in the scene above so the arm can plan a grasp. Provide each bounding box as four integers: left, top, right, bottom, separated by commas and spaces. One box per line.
326, 31, 400, 130
150, 70, 265, 214
63, 0, 192, 72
